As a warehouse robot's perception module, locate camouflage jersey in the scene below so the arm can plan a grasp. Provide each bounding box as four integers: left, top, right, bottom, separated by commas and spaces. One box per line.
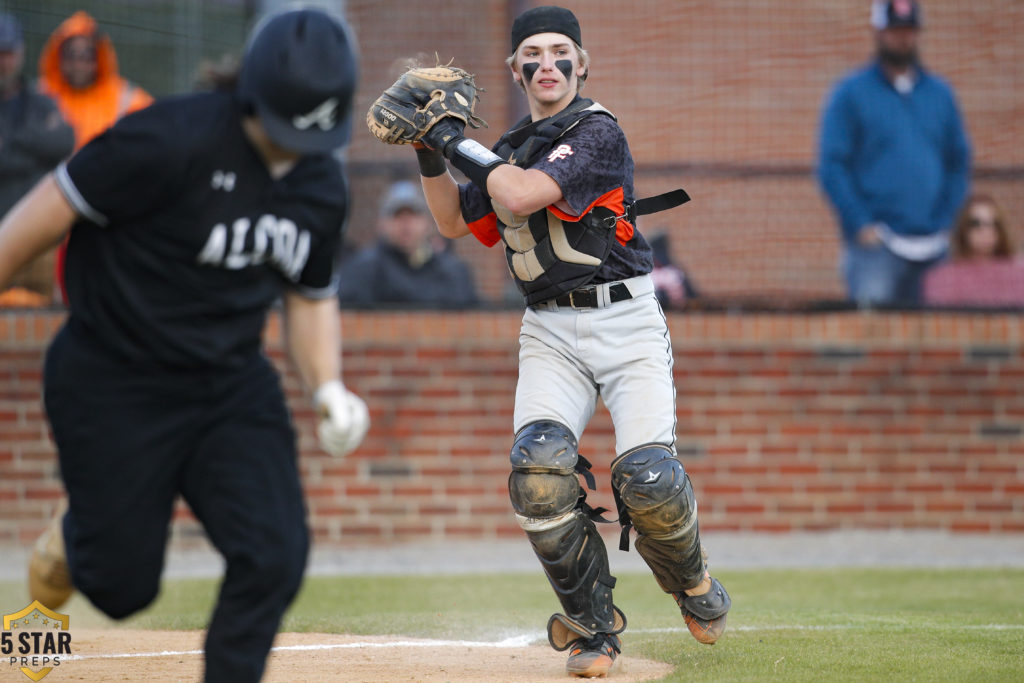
458, 98, 653, 306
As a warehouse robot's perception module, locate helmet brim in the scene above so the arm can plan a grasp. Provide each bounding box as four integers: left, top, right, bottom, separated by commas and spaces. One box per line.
255, 98, 352, 154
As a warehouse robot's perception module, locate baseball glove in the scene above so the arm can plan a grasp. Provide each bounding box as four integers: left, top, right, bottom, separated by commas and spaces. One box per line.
366, 65, 487, 145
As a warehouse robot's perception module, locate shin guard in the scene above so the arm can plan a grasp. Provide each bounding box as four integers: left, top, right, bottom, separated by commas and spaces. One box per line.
510, 421, 622, 634
521, 509, 621, 635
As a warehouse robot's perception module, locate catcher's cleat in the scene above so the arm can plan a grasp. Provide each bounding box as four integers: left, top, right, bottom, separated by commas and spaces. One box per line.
28, 503, 73, 610
674, 575, 731, 645
564, 632, 621, 679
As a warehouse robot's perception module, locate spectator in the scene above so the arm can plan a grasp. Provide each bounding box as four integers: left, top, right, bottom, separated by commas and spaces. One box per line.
38, 10, 154, 302
648, 231, 699, 310
923, 194, 1024, 307
337, 180, 479, 308
37, 11, 152, 149
194, 53, 241, 93
817, 0, 970, 308
0, 13, 74, 306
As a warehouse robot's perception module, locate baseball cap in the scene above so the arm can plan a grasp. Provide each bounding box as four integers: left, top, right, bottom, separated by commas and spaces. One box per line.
238, 7, 359, 153
0, 13, 24, 51
380, 181, 427, 217
871, 0, 922, 30
511, 5, 582, 51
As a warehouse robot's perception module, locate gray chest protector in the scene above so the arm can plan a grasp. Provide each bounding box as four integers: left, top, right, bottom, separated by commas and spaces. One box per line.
491, 98, 621, 306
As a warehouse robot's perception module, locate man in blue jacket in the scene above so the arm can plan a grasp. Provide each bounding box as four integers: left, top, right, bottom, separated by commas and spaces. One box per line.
818, 0, 970, 307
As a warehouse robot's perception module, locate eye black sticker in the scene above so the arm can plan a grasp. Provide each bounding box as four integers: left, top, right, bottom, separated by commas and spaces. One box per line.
522, 62, 539, 84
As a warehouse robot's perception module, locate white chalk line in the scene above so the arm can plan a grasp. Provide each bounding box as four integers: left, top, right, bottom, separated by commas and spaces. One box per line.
62, 623, 1024, 662
64, 634, 542, 661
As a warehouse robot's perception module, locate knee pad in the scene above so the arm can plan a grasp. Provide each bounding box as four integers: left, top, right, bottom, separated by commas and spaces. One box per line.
508, 421, 580, 520
611, 444, 697, 539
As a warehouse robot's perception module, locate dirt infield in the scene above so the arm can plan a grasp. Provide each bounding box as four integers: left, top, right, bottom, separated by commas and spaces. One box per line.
53, 629, 672, 682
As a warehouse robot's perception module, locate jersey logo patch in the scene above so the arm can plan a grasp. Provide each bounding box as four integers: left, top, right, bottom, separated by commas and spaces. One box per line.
292, 98, 339, 131
547, 144, 573, 162
211, 170, 236, 192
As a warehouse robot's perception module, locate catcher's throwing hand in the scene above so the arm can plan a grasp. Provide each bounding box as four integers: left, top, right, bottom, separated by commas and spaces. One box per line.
366, 64, 487, 145
313, 380, 369, 457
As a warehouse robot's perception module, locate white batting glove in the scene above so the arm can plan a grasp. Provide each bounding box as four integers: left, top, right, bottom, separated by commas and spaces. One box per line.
313, 380, 369, 457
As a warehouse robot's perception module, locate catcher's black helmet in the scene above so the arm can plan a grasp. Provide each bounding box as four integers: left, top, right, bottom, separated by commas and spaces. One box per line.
238, 6, 358, 153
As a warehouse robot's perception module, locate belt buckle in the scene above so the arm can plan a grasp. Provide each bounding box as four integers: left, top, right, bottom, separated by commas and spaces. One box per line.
568, 286, 596, 309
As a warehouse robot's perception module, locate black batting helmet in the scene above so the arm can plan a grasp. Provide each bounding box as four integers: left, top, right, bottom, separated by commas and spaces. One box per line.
238, 6, 358, 153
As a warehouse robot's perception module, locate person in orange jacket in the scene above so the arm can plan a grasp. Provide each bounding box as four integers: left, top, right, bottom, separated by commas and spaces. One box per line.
38, 10, 153, 301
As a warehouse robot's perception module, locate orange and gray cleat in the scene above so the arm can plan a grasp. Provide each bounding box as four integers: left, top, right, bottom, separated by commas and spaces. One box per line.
548, 607, 626, 678
565, 632, 621, 678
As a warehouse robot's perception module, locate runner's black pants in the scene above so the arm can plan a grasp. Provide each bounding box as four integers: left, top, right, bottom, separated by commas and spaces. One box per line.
44, 322, 309, 682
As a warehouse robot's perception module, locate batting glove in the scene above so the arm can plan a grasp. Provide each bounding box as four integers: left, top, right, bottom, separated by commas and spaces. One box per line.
313, 380, 369, 457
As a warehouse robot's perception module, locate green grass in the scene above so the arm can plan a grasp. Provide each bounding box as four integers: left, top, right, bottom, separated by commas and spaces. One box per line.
3, 568, 1023, 681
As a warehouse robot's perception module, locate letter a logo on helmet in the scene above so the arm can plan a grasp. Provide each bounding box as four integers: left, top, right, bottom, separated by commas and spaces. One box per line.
293, 98, 339, 131
238, 7, 359, 153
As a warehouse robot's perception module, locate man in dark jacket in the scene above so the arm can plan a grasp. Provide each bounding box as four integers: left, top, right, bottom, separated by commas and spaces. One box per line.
337, 180, 479, 308
0, 13, 74, 304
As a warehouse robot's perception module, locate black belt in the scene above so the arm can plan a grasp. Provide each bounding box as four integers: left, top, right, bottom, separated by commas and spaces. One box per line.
549, 282, 632, 309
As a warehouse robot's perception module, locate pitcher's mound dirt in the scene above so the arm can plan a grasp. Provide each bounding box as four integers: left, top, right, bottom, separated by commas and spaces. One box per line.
58, 629, 672, 682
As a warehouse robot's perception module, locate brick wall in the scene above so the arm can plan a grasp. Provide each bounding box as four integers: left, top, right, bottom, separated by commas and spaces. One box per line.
2, 309, 1021, 547
341, 0, 1024, 305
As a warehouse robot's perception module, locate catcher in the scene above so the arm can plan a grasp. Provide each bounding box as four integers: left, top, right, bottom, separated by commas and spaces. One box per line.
368, 5, 730, 679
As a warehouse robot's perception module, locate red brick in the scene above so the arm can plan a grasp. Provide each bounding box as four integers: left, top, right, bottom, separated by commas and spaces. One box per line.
4, 309, 1024, 541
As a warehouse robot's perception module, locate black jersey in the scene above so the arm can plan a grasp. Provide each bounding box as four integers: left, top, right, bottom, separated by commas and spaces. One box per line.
55, 91, 348, 369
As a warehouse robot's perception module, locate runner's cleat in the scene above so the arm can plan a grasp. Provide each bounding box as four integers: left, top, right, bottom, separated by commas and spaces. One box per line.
28, 502, 73, 610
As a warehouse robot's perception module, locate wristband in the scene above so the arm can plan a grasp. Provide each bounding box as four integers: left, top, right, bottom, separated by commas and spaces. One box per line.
415, 145, 447, 178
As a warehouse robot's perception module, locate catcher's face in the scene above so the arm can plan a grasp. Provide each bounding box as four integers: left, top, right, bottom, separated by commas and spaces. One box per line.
512, 33, 585, 113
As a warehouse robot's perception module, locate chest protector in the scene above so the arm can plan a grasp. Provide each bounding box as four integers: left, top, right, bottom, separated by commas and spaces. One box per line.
491, 98, 622, 306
